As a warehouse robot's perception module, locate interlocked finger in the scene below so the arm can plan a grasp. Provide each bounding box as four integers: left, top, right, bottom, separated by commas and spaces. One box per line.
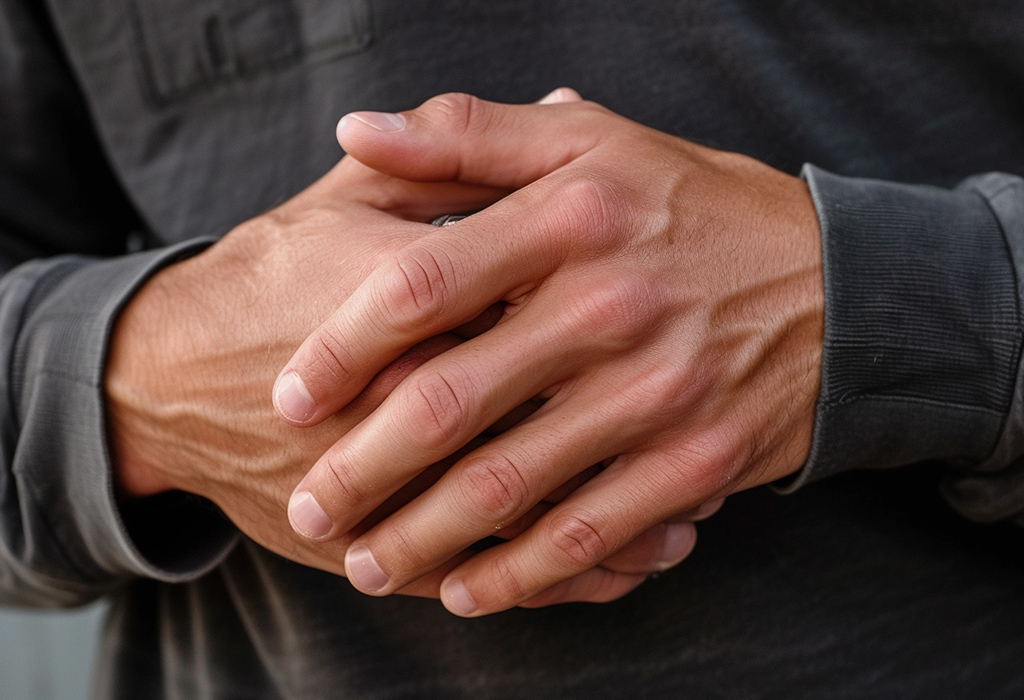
274, 172, 588, 427
436, 449, 723, 616
340, 391, 636, 594
285, 290, 612, 542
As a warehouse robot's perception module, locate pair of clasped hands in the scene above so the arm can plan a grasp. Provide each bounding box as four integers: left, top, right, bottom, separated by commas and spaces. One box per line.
108, 88, 824, 617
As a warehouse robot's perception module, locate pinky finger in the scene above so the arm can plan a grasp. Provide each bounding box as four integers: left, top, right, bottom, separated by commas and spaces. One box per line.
517, 567, 646, 609
393, 550, 475, 599
668, 498, 726, 524
598, 522, 697, 576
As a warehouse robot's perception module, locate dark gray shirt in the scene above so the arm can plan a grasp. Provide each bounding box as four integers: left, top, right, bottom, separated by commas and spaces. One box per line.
3, 1, 1024, 698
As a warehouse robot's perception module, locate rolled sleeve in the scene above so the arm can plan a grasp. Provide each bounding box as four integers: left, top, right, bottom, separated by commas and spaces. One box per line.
0, 239, 238, 607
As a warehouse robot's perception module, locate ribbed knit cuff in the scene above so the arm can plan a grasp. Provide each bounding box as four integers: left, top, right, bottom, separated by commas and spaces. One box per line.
779, 166, 1022, 492
940, 174, 1024, 522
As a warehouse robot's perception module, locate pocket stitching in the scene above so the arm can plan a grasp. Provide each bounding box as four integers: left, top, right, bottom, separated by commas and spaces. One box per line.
129, 0, 373, 105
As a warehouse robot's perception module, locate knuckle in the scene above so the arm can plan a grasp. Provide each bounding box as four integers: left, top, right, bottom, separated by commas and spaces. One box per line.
578, 99, 612, 118
378, 245, 458, 328
562, 275, 659, 348
422, 92, 489, 138
554, 175, 627, 247
405, 368, 473, 450
459, 453, 532, 525
487, 555, 527, 602
698, 424, 751, 473
547, 512, 610, 569
659, 427, 752, 495
322, 450, 368, 507
613, 360, 704, 426
385, 523, 428, 571
308, 325, 357, 385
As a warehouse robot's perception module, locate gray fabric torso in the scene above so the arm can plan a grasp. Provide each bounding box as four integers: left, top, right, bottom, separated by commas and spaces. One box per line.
16, 0, 1024, 697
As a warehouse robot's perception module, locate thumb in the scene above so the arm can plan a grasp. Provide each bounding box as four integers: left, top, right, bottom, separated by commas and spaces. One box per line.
335, 89, 611, 188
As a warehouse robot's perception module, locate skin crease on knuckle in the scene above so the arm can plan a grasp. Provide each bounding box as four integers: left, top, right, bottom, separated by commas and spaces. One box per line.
547, 511, 613, 570
355, 443, 665, 597
485, 553, 529, 604
459, 452, 532, 528
423, 93, 487, 139
320, 448, 371, 514
403, 244, 459, 314
364, 382, 690, 595
456, 511, 647, 613
377, 244, 459, 331
308, 326, 358, 389
404, 366, 475, 453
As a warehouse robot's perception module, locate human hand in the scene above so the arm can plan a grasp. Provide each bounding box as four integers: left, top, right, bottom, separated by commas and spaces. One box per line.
275, 92, 824, 615
106, 148, 700, 602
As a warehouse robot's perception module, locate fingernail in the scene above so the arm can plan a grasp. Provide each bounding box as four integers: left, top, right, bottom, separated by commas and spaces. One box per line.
288, 491, 333, 539
442, 579, 478, 616
657, 523, 696, 570
538, 88, 567, 104
274, 371, 316, 423
692, 498, 725, 521
341, 111, 407, 133
538, 87, 580, 104
346, 545, 390, 593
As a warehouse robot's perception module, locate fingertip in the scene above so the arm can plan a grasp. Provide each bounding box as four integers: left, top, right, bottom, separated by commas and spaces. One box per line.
537, 87, 583, 104
656, 522, 696, 571
691, 497, 726, 521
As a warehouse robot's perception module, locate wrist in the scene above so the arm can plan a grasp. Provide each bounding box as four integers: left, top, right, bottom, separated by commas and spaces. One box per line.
105, 249, 222, 499
103, 219, 344, 502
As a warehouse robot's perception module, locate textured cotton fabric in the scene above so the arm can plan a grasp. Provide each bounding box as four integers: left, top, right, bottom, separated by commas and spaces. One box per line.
2, 1, 1024, 698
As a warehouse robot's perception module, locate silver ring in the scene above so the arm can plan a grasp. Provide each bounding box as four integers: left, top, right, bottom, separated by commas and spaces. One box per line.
430, 214, 467, 227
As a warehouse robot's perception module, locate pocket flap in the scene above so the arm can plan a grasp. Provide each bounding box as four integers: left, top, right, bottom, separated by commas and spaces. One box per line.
131, 0, 371, 102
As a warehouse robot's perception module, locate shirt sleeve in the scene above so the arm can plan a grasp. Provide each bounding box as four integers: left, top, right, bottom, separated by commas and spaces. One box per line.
0, 247, 239, 608
780, 165, 1024, 524
0, 0, 237, 608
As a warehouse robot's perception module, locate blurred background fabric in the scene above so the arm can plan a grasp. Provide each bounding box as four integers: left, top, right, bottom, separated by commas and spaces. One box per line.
0, 602, 106, 699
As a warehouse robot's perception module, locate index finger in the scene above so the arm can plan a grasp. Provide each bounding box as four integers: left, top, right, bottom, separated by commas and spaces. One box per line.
272, 167, 603, 425
273, 94, 617, 426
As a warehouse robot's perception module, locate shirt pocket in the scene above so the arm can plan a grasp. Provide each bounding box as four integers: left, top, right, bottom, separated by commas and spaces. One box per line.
129, 0, 372, 103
